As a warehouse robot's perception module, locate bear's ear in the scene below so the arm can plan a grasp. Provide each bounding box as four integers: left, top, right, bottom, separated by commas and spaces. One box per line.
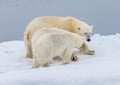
90, 25, 93, 29
65, 16, 74, 29
66, 16, 73, 22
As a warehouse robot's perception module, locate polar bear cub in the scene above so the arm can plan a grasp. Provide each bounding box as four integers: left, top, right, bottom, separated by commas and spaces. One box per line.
32, 27, 70, 50
32, 28, 86, 68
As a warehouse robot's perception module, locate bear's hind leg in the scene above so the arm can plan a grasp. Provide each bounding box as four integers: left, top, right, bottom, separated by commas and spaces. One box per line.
24, 31, 33, 58
32, 61, 40, 68
26, 44, 33, 58
32, 56, 44, 68
43, 62, 50, 67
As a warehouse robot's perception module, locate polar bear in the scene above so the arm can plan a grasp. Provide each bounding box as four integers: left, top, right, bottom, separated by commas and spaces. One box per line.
24, 16, 94, 58
32, 27, 79, 61
32, 27, 69, 49
32, 29, 86, 68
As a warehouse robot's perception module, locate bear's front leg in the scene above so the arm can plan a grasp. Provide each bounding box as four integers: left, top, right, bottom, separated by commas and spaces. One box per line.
71, 53, 78, 61
62, 48, 73, 64
79, 42, 95, 55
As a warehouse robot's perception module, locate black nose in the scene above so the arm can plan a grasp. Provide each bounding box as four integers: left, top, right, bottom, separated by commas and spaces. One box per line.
87, 39, 91, 42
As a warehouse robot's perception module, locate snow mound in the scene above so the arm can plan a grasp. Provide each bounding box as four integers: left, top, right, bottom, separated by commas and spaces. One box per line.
0, 34, 120, 85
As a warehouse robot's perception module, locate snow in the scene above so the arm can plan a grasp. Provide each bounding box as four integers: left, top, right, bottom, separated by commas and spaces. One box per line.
0, 34, 120, 85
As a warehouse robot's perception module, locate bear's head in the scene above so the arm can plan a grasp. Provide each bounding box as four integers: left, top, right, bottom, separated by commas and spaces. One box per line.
67, 16, 93, 42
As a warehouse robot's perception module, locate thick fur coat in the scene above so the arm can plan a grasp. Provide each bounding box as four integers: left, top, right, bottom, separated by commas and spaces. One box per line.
24, 16, 94, 58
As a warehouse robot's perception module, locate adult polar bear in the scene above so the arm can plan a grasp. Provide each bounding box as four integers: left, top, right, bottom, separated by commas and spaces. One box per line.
24, 16, 95, 58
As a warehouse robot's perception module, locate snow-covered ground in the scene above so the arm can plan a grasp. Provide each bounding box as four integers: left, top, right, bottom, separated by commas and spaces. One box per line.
0, 34, 120, 85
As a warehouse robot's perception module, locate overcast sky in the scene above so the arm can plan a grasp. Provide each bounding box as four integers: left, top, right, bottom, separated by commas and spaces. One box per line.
0, 0, 120, 42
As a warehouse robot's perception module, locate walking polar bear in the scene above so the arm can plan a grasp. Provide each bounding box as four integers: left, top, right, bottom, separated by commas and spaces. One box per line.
32, 28, 86, 68
24, 16, 95, 58
32, 27, 78, 61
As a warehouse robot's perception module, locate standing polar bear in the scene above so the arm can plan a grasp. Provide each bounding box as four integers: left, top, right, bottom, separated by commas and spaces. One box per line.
24, 16, 95, 58
32, 28, 86, 68
32, 27, 78, 61
32, 27, 72, 49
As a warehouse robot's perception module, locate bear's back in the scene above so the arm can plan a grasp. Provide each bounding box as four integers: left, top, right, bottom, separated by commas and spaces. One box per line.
39, 32, 76, 47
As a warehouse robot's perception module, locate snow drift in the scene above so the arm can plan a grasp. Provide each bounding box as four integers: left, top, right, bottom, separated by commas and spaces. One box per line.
0, 34, 120, 85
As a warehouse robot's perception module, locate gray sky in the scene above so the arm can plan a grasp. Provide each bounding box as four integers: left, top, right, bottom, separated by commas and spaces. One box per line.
0, 0, 120, 42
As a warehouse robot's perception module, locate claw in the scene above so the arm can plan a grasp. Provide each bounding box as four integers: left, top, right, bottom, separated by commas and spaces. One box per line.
85, 50, 95, 55
71, 55, 78, 61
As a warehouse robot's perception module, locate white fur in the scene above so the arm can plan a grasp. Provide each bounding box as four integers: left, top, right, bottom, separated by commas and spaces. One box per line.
24, 16, 94, 58
32, 27, 69, 50
32, 28, 85, 68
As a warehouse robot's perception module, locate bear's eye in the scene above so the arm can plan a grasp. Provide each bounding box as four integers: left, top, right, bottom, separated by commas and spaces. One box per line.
78, 27, 81, 30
